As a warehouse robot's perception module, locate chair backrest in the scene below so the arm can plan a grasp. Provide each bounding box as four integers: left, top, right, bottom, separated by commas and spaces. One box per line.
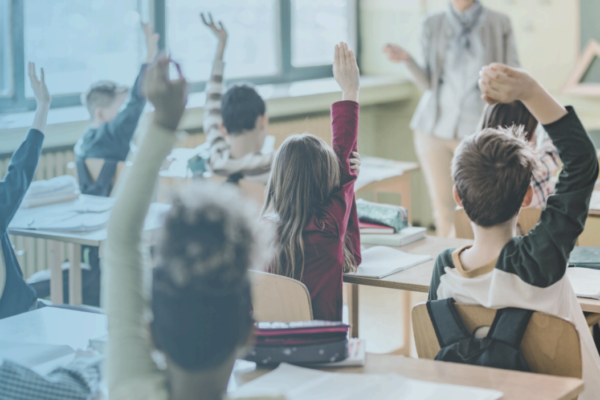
412, 302, 582, 378
248, 270, 313, 322
453, 207, 542, 239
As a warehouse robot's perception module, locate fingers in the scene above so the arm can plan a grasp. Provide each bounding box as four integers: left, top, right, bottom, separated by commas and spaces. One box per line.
200, 13, 208, 25
209, 13, 214, 26
172, 60, 184, 81
334, 44, 340, 67
218, 21, 224, 31
352, 151, 360, 160
40, 68, 45, 85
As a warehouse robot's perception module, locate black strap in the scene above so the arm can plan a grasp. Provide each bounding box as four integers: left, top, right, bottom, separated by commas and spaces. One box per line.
487, 307, 533, 349
426, 298, 471, 348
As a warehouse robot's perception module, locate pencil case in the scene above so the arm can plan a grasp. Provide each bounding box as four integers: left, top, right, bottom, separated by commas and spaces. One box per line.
246, 339, 349, 365
356, 199, 408, 232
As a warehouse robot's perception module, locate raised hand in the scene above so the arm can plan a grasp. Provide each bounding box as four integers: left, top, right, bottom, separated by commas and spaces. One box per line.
142, 22, 160, 64
383, 44, 410, 63
333, 42, 360, 102
201, 13, 228, 60
478, 63, 535, 105
28, 62, 51, 107
145, 55, 188, 131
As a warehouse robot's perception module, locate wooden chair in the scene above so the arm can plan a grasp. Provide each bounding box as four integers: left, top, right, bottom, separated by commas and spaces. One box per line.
248, 270, 313, 322
453, 207, 542, 239
412, 302, 582, 379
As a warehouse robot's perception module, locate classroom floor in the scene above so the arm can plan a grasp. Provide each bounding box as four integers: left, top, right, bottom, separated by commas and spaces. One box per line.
343, 285, 427, 357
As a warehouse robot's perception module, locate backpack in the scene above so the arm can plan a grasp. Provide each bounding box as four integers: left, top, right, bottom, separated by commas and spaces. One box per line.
426, 298, 533, 372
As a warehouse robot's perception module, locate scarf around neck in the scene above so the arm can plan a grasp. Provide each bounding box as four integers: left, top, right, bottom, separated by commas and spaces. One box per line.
446, 1, 484, 50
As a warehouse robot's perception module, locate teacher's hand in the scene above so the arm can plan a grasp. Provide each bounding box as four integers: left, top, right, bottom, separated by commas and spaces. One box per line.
383, 44, 410, 63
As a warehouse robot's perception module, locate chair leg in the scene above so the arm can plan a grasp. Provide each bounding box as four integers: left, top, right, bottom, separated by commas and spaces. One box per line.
348, 284, 360, 338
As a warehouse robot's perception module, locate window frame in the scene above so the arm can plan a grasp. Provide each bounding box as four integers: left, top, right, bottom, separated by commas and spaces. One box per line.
0, 0, 358, 114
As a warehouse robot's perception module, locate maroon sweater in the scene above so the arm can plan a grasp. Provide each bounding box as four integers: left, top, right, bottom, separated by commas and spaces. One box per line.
299, 100, 362, 321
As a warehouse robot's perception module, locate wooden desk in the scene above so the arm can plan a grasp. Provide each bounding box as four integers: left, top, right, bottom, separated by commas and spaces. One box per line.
8, 198, 169, 306
0, 307, 107, 350
344, 236, 600, 347
235, 353, 584, 400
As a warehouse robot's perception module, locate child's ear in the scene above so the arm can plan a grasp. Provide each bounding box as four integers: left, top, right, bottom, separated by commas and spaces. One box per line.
521, 184, 534, 208
95, 108, 104, 123
453, 185, 464, 207
219, 121, 228, 137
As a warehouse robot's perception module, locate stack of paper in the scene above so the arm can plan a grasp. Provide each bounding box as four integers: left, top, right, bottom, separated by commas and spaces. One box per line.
231, 363, 502, 400
20, 175, 80, 209
567, 268, 600, 299
345, 246, 432, 279
0, 341, 75, 375
360, 226, 426, 247
568, 247, 600, 269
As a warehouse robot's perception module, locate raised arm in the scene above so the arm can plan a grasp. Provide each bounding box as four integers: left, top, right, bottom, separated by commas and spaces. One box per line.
479, 64, 598, 287
105, 56, 187, 393
201, 13, 228, 146
103, 23, 158, 149
0, 63, 49, 230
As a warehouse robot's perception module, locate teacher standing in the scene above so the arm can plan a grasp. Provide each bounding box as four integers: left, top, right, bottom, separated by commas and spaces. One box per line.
384, 0, 519, 236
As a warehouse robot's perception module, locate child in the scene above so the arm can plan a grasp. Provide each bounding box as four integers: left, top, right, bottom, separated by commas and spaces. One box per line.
429, 63, 600, 398
199, 13, 273, 184
0, 63, 50, 318
261, 43, 362, 322
481, 101, 560, 208
74, 22, 158, 196
105, 56, 281, 400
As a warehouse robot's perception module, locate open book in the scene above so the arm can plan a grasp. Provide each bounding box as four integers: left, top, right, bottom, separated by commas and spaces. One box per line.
231, 363, 502, 400
345, 246, 432, 279
567, 267, 600, 299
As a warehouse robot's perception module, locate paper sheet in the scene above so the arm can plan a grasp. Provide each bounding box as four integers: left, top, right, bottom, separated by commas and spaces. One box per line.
346, 246, 432, 279
567, 267, 600, 299
231, 364, 503, 400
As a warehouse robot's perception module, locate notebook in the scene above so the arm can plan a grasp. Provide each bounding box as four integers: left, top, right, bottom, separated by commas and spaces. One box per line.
345, 246, 432, 279
231, 363, 503, 400
567, 267, 600, 299
568, 247, 600, 269
360, 226, 426, 247
359, 222, 394, 234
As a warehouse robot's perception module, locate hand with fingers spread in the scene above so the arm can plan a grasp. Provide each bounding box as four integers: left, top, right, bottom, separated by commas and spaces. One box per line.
350, 151, 361, 176
201, 13, 228, 60
478, 63, 536, 105
383, 44, 411, 63
145, 56, 189, 131
28, 62, 51, 107
333, 42, 360, 102
142, 22, 160, 64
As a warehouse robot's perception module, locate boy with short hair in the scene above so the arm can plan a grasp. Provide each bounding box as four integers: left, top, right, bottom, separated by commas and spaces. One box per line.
428, 63, 600, 399
74, 22, 158, 196
200, 14, 272, 184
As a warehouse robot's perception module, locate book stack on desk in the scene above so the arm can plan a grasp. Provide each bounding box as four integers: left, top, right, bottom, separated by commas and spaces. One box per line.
357, 199, 426, 247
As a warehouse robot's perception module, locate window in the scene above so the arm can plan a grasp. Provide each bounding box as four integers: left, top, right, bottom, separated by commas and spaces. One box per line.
0, 0, 11, 97
0, 0, 357, 113
167, 0, 279, 82
23, 0, 144, 98
291, 0, 354, 67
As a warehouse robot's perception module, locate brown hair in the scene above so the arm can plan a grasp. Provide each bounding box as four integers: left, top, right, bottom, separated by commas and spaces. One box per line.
82, 81, 128, 116
452, 126, 539, 227
261, 133, 357, 280
480, 101, 539, 142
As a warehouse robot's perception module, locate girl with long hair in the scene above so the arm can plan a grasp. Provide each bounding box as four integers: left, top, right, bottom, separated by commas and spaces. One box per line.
261, 43, 362, 321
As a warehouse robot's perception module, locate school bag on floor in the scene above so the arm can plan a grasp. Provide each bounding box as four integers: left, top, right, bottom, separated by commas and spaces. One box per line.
426, 298, 532, 372
245, 320, 349, 365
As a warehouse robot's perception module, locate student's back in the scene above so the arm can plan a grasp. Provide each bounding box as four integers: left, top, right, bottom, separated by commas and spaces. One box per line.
262, 43, 362, 321
429, 63, 600, 399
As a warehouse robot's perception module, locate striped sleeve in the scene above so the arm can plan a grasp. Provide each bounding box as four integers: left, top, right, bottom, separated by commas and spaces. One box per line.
204, 60, 225, 148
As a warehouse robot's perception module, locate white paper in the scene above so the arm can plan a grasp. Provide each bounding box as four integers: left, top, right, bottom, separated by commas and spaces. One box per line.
346, 246, 432, 279
567, 267, 600, 299
0, 341, 75, 374
231, 364, 502, 400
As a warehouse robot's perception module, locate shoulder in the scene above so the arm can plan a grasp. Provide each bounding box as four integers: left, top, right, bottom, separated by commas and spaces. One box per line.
482, 7, 513, 29
422, 11, 446, 30
111, 375, 169, 400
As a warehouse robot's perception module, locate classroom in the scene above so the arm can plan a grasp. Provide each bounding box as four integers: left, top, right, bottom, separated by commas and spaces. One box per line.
2, 0, 600, 399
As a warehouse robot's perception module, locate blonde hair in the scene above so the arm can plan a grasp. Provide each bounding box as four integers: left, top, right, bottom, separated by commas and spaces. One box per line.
261, 133, 357, 279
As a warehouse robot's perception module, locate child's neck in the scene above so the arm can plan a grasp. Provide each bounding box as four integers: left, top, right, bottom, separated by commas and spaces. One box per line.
228, 130, 264, 159
460, 216, 518, 271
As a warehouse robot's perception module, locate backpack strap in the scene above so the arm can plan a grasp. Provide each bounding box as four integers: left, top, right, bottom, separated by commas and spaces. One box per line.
426, 298, 471, 348
487, 307, 534, 349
